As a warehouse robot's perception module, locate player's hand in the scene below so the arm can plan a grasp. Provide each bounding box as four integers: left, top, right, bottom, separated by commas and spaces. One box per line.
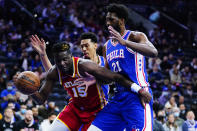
30, 35, 46, 56
108, 26, 126, 46
75, 72, 96, 92
138, 88, 152, 108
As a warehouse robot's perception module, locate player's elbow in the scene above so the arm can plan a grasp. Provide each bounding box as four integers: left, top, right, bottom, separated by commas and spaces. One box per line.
36, 99, 46, 105
152, 49, 158, 57
148, 48, 158, 57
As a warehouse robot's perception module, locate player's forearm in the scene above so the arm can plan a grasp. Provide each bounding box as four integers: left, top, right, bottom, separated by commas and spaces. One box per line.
40, 54, 53, 71
30, 91, 46, 105
124, 40, 158, 57
114, 74, 142, 93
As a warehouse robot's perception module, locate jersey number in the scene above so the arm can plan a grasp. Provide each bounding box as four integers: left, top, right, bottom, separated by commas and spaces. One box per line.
72, 87, 87, 97
112, 61, 122, 72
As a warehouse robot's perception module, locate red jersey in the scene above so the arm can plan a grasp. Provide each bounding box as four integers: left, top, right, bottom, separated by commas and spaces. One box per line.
57, 57, 106, 111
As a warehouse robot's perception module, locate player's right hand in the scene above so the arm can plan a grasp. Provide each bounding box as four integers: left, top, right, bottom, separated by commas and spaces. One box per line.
75, 72, 96, 92
138, 88, 152, 108
30, 35, 46, 56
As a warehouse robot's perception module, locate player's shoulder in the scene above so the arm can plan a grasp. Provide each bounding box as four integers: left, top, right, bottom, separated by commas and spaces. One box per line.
78, 58, 93, 65
129, 31, 148, 42
130, 31, 146, 37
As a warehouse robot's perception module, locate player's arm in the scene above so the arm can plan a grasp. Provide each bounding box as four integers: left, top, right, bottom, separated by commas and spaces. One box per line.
103, 44, 110, 69
79, 59, 139, 93
125, 32, 158, 57
108, 26, 158, 57
30, 66, 58, 104
30, 35, 52, 71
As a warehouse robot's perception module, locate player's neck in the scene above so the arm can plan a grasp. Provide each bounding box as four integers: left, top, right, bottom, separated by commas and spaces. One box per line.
120, 26, 126, 36
91, 54, 99, 64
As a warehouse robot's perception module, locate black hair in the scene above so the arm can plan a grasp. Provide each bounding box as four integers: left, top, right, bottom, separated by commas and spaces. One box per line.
107, 3, 129, 22
48, 112, 57, 117
52, 41, 71, 54
80, 32, 97, 43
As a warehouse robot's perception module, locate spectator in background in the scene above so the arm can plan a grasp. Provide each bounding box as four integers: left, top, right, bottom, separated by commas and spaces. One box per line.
0, 63, 9, 82
160, 56, 171, 76
34, 66, 46, 80
15, 104, 27, 120
153, 111, 165, 131
182, 83, 193, 98
1, 94, 20, 111
179, 104, 187, 120
173, 107, 184, 127
163, 114, 182, 131
168, 54, 176, 65
46, 101, 59, 114
31, 107, 39, 123
190, 58, 197, 71
0, 82, 16, 100
157, 110, 166, 125
178, 95, 185, 106
165, 96, 177, 111
15, 110, 39, 131
31, 54, 43, 71
59, 28, 70, 41
161, 78, 171, 91
181, 66, 192, 84
19, 51, 30, 71
170, 67, 182, 85
39, 112, 57, 131
182, 111, 197, 131
6, 46, 16, 58
149, 64, 163, 88
0, 108, 15, 131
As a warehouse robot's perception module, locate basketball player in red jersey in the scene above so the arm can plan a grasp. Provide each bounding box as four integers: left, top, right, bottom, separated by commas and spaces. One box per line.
23, 35, 151, 131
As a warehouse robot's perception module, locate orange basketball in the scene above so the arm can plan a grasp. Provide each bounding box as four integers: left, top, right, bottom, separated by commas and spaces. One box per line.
15, 71, 40, 95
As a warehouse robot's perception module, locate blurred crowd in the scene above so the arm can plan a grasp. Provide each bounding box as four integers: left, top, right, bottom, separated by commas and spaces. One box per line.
0, 0, 197, 130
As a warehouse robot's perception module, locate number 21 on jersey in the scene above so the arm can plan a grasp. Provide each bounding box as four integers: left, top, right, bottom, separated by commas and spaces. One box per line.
112, 61, 122, 72
72, 87, 87, 97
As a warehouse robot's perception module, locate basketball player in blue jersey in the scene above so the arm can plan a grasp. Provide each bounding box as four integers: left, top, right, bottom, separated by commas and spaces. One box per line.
88, 3, 158, 131
79, 32, 109, 99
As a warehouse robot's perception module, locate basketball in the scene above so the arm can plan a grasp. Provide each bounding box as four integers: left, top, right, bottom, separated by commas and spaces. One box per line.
15, 71, 40, 95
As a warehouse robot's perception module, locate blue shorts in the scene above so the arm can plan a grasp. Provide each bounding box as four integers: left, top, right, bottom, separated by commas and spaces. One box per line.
91, 87, 153, 131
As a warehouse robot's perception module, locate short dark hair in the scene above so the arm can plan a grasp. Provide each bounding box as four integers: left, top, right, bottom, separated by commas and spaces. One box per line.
52, 41, 70, 54
107, 3, 129, 22
80, 32, 97, 43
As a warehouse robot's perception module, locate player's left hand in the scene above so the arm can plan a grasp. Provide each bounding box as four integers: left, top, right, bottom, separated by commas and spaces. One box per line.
138, 89, 152, 108
75, 72, 96, 92
108, 26, 126, 46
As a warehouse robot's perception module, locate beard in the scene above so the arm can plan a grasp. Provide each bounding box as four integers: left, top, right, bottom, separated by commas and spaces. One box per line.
111, 23, 121, 33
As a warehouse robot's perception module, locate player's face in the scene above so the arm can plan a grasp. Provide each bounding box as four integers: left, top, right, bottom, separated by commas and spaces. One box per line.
106, 12, 121, 32
80, 39, 97, 60
54, 51, 73, 73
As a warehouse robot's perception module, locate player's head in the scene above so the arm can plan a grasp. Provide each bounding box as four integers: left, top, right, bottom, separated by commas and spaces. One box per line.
106, 3, 129, 32
52, 41, 73, 73
80, 32, 98, 59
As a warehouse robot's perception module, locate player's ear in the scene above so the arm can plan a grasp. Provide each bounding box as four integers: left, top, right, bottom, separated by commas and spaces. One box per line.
119, 18, 125, 25
94, 43, 98, 49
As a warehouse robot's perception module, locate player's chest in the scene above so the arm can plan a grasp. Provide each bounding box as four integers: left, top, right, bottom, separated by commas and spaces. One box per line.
61, 77, 81, 89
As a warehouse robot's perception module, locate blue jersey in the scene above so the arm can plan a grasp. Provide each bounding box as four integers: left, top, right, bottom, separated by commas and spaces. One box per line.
98, 56, 109, 100
106, 30, 149, 92
91, 30, 153, 131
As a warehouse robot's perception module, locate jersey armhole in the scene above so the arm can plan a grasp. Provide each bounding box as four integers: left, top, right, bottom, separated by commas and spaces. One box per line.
126, 31, 136, 54
76, 58, 82, 77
